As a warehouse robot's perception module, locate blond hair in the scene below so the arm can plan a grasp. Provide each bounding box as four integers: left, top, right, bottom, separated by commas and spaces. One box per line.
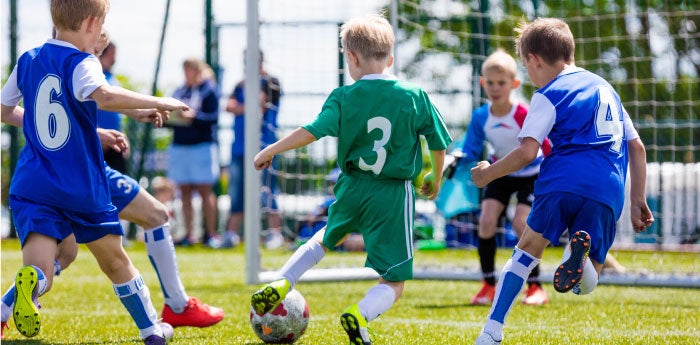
340, 13, 394, 62
183, 58, 216, 83
481, 49, 518, 79
515, 18, 574, 65
51, 0, 109, 32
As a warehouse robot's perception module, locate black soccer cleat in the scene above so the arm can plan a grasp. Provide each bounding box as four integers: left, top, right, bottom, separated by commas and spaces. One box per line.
553, 231, 591, 293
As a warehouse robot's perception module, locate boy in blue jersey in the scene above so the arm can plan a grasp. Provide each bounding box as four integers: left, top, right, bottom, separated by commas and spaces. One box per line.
471, 18, 654, 345
250, 14, 452, 345
0, 0, 189, 343
0, 128, 224, 339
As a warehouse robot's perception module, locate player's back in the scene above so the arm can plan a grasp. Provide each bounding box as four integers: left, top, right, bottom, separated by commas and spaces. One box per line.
334, 76, 450, 181
10, 41, 111, 213
535, 68, 628, 217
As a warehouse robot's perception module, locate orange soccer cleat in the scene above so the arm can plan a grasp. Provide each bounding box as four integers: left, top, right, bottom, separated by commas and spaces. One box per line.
522, 284, 549, 305
470, 281, 496, 305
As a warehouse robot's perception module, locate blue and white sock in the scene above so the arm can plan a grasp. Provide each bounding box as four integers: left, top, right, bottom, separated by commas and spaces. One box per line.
144, 223, 188, 313
1, 286, 14, 323
113, 274, 161, 339
357, 283, 396, 322
483, 247, 540, 341
280, 240, 326, 289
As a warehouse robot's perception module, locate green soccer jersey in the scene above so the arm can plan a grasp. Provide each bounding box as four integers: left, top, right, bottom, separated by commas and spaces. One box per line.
303, 75, 452, 180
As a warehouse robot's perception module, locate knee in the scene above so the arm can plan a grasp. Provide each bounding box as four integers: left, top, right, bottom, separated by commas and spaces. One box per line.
141, 202, 170, 229
478, 217, 498, 237
56, 248, 78, 271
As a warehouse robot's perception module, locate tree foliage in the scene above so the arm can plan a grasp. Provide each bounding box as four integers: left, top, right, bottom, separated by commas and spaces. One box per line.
395, 0, 699, 162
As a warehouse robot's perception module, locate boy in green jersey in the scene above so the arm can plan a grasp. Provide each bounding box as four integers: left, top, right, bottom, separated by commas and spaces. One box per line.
250, 13, 452, 345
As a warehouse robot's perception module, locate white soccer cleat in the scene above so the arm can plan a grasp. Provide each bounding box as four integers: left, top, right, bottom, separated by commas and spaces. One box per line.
475, 332, 502, 345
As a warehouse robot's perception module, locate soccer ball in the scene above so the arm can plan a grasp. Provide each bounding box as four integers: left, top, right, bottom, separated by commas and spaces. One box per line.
250, 289, 310, 343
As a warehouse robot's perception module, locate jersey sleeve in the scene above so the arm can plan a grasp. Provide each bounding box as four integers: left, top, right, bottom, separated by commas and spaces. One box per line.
622, 107, 639, 141
73, 55, 109, 102
461, 105, 488, 161
417, 91, 452, 150
0, 66, 21, 106
518, 92, 556, 145
303, 88, 342, 139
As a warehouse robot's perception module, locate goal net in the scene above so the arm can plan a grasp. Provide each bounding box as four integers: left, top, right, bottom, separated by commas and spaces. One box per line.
232, 0, 699, 288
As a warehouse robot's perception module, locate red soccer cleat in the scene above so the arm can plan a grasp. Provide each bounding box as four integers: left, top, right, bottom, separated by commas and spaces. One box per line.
522, 284, 549, 305
1, 321, 8, 340
470, 281, 496, 305
161, 297, 224, 328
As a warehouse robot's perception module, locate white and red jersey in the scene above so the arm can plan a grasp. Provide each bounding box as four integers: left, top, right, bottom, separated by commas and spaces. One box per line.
462, 101, 551, 177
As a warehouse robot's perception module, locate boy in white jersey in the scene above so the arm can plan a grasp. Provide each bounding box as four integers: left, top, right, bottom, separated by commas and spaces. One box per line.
463, 49, 551, 307
0, 1, 189, 343
249, 13, 452, 345
471, 18, 654, 345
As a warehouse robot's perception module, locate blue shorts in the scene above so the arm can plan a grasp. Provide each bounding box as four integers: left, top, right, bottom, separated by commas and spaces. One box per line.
228, 155, 278, 213
167, 142, 220, 184
106, 165, 140, 212
527, 192, 616, 264
10, 195, 123, 246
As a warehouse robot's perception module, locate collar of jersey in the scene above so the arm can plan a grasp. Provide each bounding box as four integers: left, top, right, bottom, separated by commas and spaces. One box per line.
360, 74, 398, 81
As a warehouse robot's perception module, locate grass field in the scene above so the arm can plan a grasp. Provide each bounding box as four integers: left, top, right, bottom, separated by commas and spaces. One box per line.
1, 238, 699, 344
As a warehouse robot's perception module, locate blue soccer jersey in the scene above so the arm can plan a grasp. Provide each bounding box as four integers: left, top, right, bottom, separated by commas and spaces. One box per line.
518, 67, 637, 219
1, 39, 112, 213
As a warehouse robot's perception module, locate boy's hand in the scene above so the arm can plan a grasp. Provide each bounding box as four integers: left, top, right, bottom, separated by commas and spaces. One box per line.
253, 150, 274, 170
97, 128, 129, 154
130, 109, 171, 128
470, 160, 492, 188
630, 199, 654, 233
420, 172, 441, 200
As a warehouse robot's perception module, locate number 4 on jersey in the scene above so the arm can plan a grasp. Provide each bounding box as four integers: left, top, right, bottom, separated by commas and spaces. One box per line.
595, 86, 623, 153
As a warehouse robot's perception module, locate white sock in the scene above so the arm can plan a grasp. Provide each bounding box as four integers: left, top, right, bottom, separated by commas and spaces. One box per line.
280, 240, 325, 288
483, 247, 540, 341
144, 224, 188, 312
357, 284, 396, 322
563, 246, 599, 295
113, 274, 161, 339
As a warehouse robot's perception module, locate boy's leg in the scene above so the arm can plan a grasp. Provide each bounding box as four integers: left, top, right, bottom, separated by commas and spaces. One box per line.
341, 280, 400, 345
512, 204, 547, 305
13, 233, 54, 338
120, 188, 224, 327
251, 230, 328, 315
2, 242, 71, 338
479, 229, 547, 343
473, 199, 503, 305
85, 234, 164, 340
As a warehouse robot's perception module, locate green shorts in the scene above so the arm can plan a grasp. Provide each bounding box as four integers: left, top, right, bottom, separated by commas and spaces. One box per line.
323, 172, 415, 281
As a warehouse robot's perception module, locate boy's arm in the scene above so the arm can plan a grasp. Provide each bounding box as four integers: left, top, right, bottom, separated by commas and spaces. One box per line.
470, 137, 540, 188
420, 149, 446, 200
253, 127, 316, 170
628, 137, 654, 232
1, 105, 24, 127
89, 85, 188, 126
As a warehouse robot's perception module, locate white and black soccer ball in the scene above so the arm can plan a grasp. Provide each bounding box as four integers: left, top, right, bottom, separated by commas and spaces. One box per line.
250, 289, 310, 343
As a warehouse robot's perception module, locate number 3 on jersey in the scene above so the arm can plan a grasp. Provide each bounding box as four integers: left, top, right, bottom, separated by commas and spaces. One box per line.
35, 75, 70, 151
359, 116, 391, 175
595, 86, 623, 153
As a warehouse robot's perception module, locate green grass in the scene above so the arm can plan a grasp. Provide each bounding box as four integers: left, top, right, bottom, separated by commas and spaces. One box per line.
1, 238, 699, 344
